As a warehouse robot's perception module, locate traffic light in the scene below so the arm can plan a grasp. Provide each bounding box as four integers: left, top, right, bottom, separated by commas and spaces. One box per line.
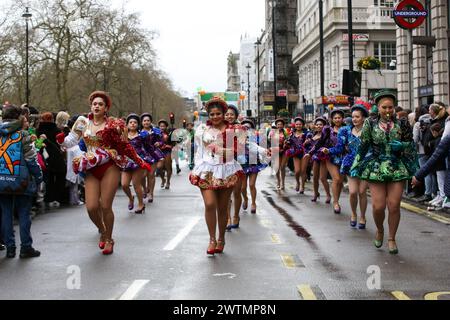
169, 112, 175, 125
183, 119, 187, 129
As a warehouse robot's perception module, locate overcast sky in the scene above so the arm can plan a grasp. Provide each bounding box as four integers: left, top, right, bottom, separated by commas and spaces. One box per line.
112, 0, 265, 97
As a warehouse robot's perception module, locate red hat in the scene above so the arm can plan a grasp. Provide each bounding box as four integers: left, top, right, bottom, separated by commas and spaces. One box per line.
205, 97, 228, 113
89, 91, 112, 111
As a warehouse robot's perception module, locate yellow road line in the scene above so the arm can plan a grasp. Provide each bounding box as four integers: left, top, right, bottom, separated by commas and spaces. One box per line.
297, 285, 317, 300
260, 219, 272, 228
391, 291, 412, 300
281, 254, 297, 269
401, 202, 450, 225
271, 234, 281, 244
424, 292, 450, 300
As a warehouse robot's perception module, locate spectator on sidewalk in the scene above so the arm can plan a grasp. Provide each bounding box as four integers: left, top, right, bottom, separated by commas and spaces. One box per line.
0, 105, 43, 259
413, 105, 433, 201
36, 112, 67, 209
413, 102, 450, 210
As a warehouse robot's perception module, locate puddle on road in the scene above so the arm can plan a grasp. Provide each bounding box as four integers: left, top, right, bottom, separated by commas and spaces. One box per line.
262, 189, 349, 281
262, 191, 311, 240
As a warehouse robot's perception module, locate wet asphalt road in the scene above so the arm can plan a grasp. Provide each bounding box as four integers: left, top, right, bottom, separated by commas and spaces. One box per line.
0, 162, 449, 300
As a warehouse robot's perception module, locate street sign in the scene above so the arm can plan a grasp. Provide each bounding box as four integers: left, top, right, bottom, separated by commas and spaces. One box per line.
328, 81, 339, 91
393, 0, 428, 30
278, 89, 288, 97
342, 34, 369, 42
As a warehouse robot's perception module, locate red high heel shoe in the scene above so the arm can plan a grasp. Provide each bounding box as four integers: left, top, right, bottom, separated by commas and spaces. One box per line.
215, 240, 225, 254
207, 239, 217, 256
99, 230, 107, 250
102, 239, 115, 255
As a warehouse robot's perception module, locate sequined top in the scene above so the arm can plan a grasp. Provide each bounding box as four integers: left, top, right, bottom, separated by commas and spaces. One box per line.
351, 117, 418, 182
80, 118, 146, 170
328, 126, 362, 176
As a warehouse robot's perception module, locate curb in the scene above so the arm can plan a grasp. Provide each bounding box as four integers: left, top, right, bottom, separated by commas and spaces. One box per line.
400, 200, 450, 226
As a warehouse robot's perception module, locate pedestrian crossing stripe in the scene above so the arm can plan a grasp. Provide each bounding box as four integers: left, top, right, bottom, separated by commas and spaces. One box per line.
391, 291, 411, 300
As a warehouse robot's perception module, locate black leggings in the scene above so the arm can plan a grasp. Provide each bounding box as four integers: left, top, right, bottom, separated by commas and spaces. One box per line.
45, 171, 67, 203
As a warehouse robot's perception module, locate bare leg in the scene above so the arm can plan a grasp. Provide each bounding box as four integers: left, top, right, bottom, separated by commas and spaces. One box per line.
121, 171, 134, 206
293, 158, 302, 191
280, 155, 288, 190
319, 161, 331, 201
300, 155, 310, 192
241, 175, 249, 209
217, 188, 234, 242
132, 169, 145, 210
326, 161, 344, 210
358, 180, 369, 222
99, 165, 121, 252
165, 155, 173, 188
201, 189, 218, 241
312, 161, 320, 198
386, 182, 404, 243
369, 182, 387, 244
84, 174, 105, 232
233, 178, 243, 221
249, 173, 258, 209
348, 177, 359, 220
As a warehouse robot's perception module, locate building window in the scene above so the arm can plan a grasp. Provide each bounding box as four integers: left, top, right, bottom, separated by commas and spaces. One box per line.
374, 42, 397, 69
374, 0, 394, 6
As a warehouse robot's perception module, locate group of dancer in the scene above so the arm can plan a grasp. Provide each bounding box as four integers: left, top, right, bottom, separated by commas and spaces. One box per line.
61, 91, 178, 255
190, 91, 418, 256
65, 89, 418, 257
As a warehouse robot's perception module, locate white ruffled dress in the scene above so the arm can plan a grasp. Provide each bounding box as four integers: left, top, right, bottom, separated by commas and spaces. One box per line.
189, 123, 244, 190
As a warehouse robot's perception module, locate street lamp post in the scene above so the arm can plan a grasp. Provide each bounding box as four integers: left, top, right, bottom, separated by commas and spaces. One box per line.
255, 38, 262, 128
319, 0, 325, 99
22, 7, 32, 106
270, 0, 277, 117
347, 0, 354, 105
246, 63, 251, 114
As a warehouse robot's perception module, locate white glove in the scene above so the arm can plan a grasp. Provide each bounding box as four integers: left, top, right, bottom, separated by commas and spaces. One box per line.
72, 116, 88, 133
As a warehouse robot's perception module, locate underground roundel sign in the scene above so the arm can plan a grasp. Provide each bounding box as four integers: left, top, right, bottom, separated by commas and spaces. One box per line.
394, 0, 428, 30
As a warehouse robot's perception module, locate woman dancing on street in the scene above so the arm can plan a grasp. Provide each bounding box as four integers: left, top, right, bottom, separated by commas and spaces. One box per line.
323, 105, 369, 228
190, 97, 245, 255
304, 117, 332, 203
140, 113, 165, 203
285, 117, 307, 194
240, 119, 269, 214
158, 119, 174, 190
269, 119, 289, 191
315, 110, 346, 214
224, 105, 243, 230
66, 91, 151, 255
121, 113, 156, 214
351, 91, 418, 254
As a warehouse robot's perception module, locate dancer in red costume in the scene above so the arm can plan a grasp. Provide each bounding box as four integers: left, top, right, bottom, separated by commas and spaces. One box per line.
64, 91, 151, 255
189, 97, 246, 256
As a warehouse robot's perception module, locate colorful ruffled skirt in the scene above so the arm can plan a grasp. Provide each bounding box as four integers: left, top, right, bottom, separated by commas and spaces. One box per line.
241, 163, 268, 175
189, 162, 244, 190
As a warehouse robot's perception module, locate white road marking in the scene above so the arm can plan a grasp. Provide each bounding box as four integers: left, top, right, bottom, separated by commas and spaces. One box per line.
119, 280, 150, 300
213, 273, 237, 279
163, 217, 201, 251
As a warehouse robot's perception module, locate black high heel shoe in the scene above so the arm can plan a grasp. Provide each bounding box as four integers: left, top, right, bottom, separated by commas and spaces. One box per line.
311, 193, 320, 202
135, 205, 146, 214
